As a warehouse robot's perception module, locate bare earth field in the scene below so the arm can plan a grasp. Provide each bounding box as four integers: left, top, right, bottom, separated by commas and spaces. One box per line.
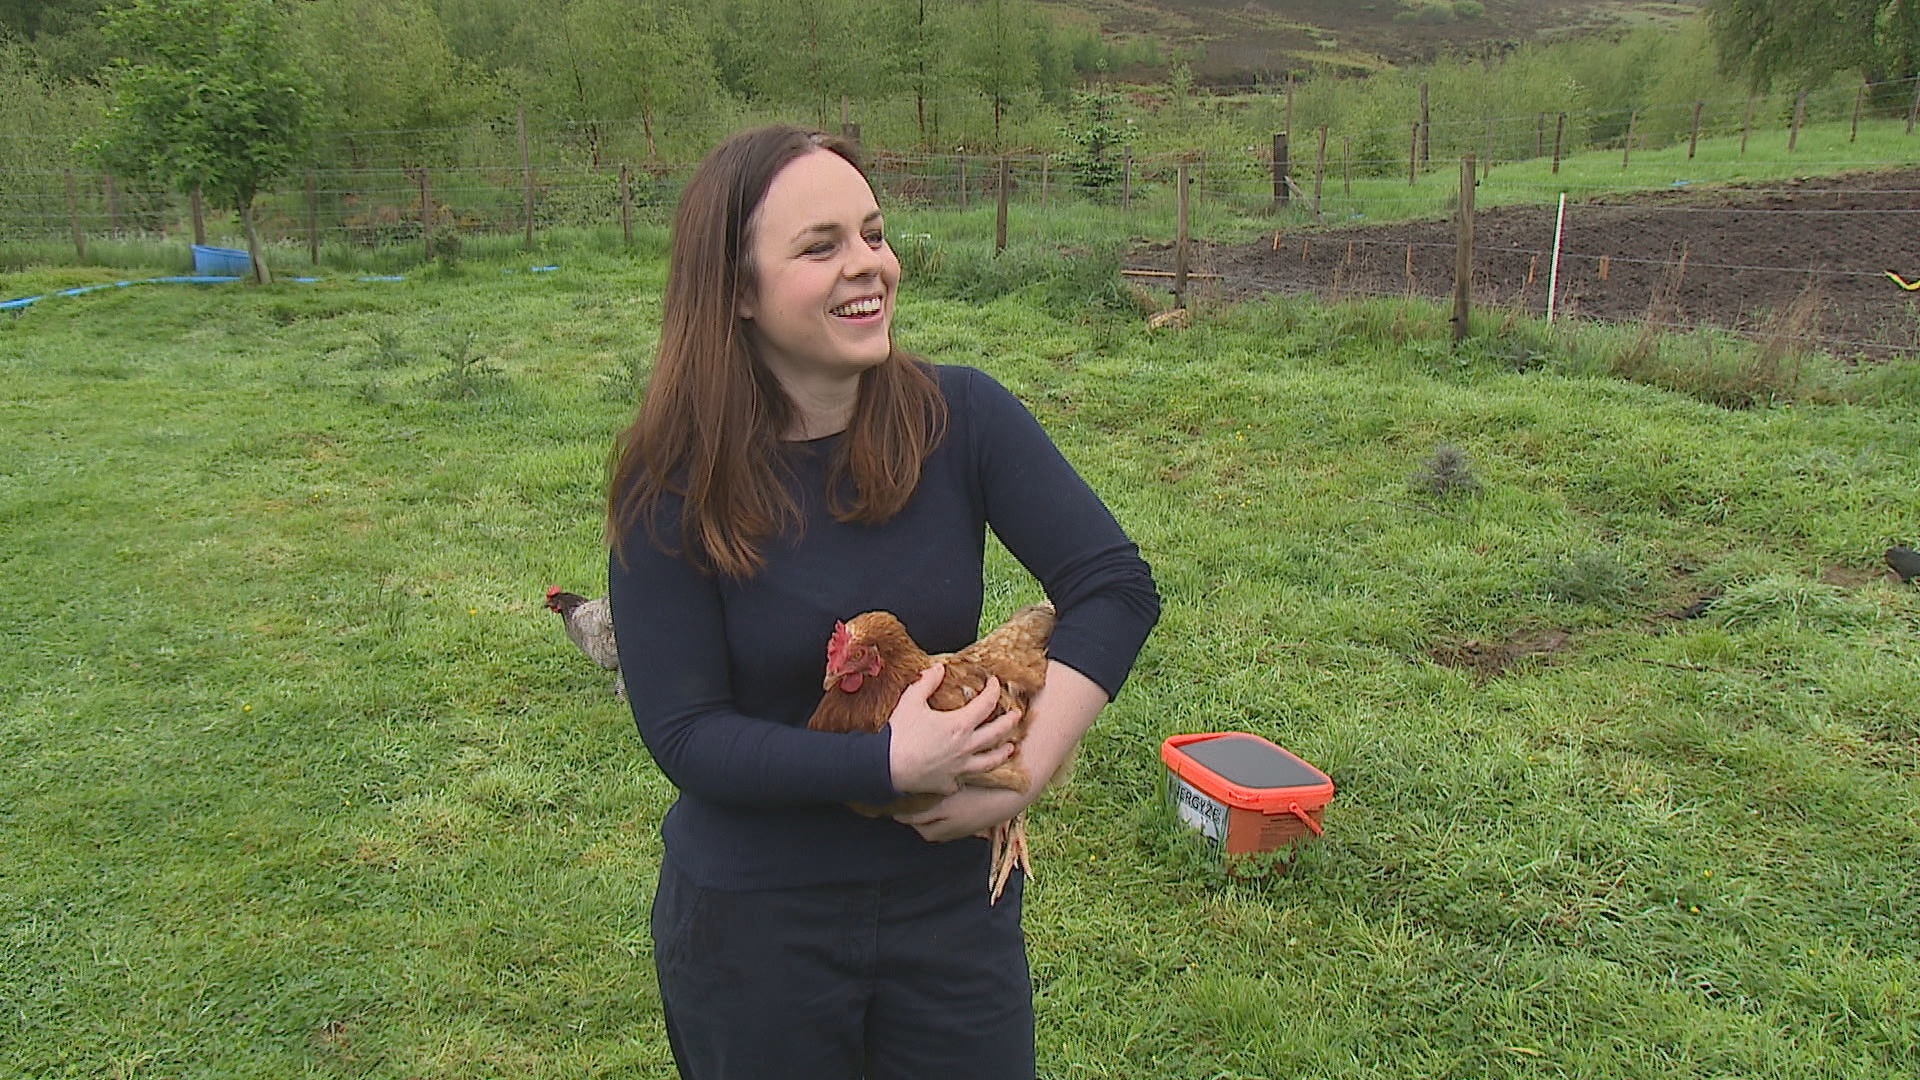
1138, 169, 1920, 355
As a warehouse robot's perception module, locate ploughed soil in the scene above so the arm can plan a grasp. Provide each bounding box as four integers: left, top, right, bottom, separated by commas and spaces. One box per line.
1130, 168, 1920, 356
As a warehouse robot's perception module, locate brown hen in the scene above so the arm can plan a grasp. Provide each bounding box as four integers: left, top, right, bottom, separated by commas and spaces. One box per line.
807, 602, 1055, 902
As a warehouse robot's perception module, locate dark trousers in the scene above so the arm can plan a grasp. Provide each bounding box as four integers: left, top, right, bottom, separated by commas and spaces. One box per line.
650, 852, 1035, 1080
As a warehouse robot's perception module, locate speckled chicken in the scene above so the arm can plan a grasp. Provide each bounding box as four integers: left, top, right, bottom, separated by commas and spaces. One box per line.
807, 603, 1055, 902
546, 586, 625, 699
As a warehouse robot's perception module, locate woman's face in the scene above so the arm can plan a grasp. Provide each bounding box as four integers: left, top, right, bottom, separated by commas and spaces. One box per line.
738, 149, 900, 387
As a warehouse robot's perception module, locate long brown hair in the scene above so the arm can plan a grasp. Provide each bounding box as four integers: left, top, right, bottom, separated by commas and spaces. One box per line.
607, 125, 947, 578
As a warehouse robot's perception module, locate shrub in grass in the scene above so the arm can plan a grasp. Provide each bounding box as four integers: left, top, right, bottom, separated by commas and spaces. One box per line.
1539, 550, 1642, 609
427, 331, 501, 399
364, 326, 413, 369
1411, 444, 1481, 500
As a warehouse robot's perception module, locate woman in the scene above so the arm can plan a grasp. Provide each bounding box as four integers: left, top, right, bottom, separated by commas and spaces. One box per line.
607, 125, 1159, 1080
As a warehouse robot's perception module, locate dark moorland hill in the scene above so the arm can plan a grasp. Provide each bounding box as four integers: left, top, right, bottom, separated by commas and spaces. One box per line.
1046, 0, 1703, 83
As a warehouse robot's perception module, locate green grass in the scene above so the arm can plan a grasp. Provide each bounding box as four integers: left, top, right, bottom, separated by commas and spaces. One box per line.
4, 244, 1919, 1078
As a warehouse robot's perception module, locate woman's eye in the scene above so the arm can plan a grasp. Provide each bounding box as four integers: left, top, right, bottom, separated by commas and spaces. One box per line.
864, 231, 885, 248
804, 241, 835, 256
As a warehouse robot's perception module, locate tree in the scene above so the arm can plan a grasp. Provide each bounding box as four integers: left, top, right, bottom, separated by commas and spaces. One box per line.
291, 0, 490, 168
708, 0, 873, 127
547, 0, 717, 164
93, 0, 313, 283
1707, 0, 1920, 93
958, 0, 1038, 147
1058, 81, 1131, 199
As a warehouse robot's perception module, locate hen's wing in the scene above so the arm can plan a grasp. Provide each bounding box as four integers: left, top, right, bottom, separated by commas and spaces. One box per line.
565, 597, 621, 671
952, 601, 1054, 699
925, 602, 1056, 793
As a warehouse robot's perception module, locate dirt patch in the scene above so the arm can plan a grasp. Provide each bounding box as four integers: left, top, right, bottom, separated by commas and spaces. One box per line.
1430, 627, 1571, 680
1820, 564, 1901, 589
1134, 169, 1920, 356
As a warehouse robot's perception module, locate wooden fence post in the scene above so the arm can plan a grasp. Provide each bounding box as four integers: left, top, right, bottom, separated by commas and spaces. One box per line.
620, 163, 633, 244
1908, 80, 1920, 134
307, 170, 319, 264
995, 155, 1009, 253
959, 157, 969, 211
1742, 96, 1755, 154
1688, 101, 1704, 159
419, 167, 433, 260
1418, 82, 1431, 168
1121, 148, 1131, 210
1789, 91, 1807, 152
1623, 110, 1637, 168
1551, 113, 1567, 174
65, 169, 86, 261
1313, 125, 1327, 219
1273, 131, 1290, 208
1173, 161, 1190, 309
191, 185, 205, 245
1852, 82, 1866, 143
518, 106, 536, 248
1409, 121, 1419, 185
1453, 155, 1475, 342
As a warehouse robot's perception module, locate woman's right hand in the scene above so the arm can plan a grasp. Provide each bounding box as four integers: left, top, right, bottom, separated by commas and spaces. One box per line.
887, 666, 1020, 796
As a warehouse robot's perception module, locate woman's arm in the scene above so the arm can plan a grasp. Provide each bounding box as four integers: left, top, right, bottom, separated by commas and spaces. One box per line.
895, 660, 1109, 840
609, 524, 901, 807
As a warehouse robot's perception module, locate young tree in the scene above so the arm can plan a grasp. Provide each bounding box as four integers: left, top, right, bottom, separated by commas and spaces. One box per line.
958, 0, 1038, 147
291, 0, 490, 168
879, 0, 953, 146
1708, 0, 1920, 94
557, 0, 717, 163
93, 0, 313, 283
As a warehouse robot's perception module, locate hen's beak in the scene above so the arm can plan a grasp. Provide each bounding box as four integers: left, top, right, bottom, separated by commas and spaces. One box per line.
822, 671, 841, 691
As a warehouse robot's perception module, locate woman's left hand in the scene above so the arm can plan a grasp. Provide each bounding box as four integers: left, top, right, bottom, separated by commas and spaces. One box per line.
894, 784, 1031, 841
896, 660, 1112, 843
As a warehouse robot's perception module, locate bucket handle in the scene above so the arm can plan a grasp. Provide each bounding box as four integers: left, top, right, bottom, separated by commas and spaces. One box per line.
1287, 802, 1324, 836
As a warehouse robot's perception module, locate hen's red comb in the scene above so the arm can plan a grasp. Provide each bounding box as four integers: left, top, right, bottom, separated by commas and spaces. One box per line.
546, 585, 563, 598
826, 621, 852, 668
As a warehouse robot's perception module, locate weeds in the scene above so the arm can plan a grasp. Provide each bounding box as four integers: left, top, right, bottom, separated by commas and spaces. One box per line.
364, 325, 412, 368
427, 330, 499, 399
1411, 443, 1482, 500
1539, 550, 1643, 609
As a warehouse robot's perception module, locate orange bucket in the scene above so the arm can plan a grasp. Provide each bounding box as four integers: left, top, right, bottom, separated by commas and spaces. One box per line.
1161, 732, 1335, 862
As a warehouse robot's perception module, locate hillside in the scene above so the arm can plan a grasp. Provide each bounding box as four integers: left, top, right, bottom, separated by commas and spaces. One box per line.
1048, 0, 1704, 82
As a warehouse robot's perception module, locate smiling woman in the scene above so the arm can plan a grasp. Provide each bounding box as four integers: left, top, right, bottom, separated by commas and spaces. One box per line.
600, 125, 1161, 1080
736, 151, 901, 426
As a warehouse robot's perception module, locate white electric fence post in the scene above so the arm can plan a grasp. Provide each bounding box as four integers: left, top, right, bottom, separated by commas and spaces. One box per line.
1546, 192, 1567, 325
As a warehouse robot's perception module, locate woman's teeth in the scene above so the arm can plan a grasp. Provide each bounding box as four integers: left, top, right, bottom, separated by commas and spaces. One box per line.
832, 297, 882, 317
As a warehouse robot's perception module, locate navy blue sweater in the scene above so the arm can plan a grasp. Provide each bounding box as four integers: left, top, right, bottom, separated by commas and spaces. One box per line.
609, 365, 1160, 889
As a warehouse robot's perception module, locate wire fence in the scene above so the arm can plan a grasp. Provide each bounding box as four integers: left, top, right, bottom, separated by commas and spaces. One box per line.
6, 78, 1920, 356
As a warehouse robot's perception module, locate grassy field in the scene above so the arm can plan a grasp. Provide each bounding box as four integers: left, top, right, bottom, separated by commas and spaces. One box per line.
3, 240, 1919, 1078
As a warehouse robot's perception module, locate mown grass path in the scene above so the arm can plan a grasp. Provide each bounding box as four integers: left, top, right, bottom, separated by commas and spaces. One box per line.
3, 256, 1917, 1077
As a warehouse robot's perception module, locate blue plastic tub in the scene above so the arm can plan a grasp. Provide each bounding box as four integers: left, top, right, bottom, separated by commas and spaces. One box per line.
191, 244, 252, 275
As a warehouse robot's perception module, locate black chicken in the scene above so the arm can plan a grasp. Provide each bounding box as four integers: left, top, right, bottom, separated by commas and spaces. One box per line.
1887, 546, 1920, 585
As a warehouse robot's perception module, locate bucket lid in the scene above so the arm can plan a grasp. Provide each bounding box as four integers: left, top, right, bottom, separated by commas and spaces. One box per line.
1162, 732, 1334, 811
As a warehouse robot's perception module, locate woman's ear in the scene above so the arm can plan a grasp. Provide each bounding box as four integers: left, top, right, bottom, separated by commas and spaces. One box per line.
735, 284, 756, 321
